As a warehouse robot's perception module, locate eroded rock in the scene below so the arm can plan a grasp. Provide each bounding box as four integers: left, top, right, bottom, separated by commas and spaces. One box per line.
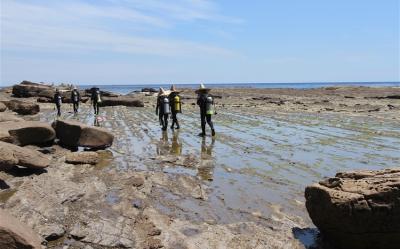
0, 121, 55, 146
0, 102, 6, 112
0, 141, 50, 169
305, 168, 400, 249
65, 151, 99, 165
2, 99, 40, 115
0, 208, 43, 249
53, 120, 114, 149
99, 96, 144, 107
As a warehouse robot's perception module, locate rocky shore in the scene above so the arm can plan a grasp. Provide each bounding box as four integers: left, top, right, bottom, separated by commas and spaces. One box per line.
0, 81, 399, 249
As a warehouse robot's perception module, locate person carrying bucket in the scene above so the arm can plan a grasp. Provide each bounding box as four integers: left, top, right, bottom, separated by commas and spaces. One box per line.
156, 87, 170, 131
196, 84, 216, 137
169, 84, 181, 130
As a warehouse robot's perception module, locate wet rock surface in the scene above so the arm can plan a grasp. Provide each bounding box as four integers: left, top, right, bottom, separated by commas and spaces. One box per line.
0, 85, 399, 248
305, 168, 400, 249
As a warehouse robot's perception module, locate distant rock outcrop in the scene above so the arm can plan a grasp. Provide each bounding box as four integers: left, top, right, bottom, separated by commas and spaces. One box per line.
52, 120, 114, 149
0, 209, 43, 249
99, 96, 144, 107
305, 168, 400, 249
12, 80, 53, 98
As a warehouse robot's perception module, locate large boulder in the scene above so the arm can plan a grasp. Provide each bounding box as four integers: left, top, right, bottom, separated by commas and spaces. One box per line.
305, 168, 400, 249
0, 141, 50, 170
0, 121, 55, 146
12, 80, 53, 98
0, 102, 6, 112
99, 96, 144, 107
0, 209, 43, 249
52, 120, 113, 149
2, 100, 40, 115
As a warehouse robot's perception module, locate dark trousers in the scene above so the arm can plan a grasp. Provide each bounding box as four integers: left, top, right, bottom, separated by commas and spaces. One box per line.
56, 104, 61, 116
160, 114, 169, 130
73, 102, 79, 113
93, 101, 99, 115
171, 111, 180, 129
201, 112, 214, 134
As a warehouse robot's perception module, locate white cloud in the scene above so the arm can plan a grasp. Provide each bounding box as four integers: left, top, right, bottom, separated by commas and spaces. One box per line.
1, 0, 240, 57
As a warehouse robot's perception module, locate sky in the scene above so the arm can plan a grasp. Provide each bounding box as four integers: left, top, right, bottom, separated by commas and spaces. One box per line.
0, 0, 399, 85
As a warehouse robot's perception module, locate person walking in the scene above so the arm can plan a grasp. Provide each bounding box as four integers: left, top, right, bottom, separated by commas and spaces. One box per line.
169, 84, 181, 130
196, 84, 216, 137
90, 86, 102, 115
71, 86, 80, 114
53, 88, 62, 117
156, 88, 170, 131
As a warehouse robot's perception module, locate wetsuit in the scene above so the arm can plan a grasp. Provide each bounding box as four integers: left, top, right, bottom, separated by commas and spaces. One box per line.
54, 92, 62, 116
156, 96, 169, 131
91, 88, 101, 115
169, 92, 181, 129
197, 93, 215, 136
71, 90, 80, 113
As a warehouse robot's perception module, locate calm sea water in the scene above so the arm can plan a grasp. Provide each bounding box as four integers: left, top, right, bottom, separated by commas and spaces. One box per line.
77, 82, 400, 95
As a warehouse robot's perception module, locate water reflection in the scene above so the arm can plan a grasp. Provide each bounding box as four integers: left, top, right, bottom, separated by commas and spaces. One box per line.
198, 137, 215, 181
156, 131, 170, 155
170, 131, 182, 156
94, 116, 100, 127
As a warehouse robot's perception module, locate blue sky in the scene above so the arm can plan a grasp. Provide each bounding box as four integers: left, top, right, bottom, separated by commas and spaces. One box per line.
1, 0, 399, 85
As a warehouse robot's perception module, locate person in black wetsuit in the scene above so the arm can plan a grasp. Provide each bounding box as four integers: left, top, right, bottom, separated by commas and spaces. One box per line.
71, 86, 80, 114
155, 88, 170, 131
90, 87, 101, 115
196, 84, 216, 137
169, 85, 181, 130
53, 88, 62, 117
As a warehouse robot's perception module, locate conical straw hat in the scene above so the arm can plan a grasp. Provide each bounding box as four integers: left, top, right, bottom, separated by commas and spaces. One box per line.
170, 84, 179, 92
195, 83, 210, 93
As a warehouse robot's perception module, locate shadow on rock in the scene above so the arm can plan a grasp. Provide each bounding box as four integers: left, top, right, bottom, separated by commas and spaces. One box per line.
292, 227, 334, 249
0, 179, 10, 190
5, 167, 47, 177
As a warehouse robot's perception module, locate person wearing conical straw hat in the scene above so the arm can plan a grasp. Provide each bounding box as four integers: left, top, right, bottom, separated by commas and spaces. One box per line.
156, 87, 171, 131
196, 83, 216, 137
169, 84, 181, 130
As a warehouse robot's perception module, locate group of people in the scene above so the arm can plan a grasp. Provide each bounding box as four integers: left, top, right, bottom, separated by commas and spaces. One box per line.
53, 86, 102, 116
53, 83, 217, 137
156, 84, 216, 137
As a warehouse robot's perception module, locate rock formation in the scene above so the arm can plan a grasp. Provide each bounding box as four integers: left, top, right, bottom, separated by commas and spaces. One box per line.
0, 141, 50, 170
52, 120, 114, 149
0, 121, 56, 146
65, 151, 99, 165
305, 168, 400, 249
2, 100, 40, 115
0, 209, 43, 249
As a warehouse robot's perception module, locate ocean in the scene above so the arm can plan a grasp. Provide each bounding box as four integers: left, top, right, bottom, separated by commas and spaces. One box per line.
77, 82, 400, 95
